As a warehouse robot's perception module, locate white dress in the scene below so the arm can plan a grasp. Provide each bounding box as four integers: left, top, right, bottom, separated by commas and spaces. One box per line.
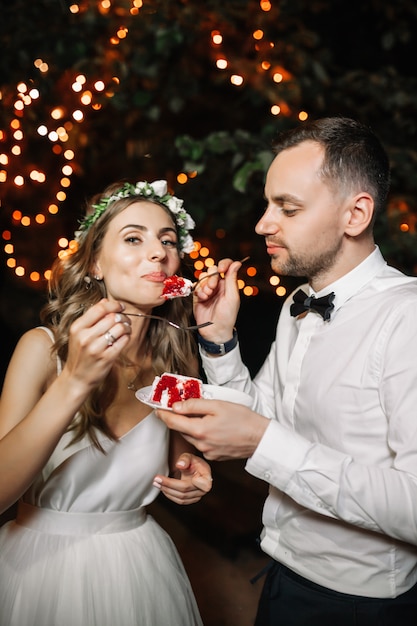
0, 330, 203, 626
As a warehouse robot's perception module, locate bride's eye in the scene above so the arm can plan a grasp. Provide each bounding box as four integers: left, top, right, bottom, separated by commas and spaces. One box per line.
161, 238, 177, 247
125, 236, 141, 244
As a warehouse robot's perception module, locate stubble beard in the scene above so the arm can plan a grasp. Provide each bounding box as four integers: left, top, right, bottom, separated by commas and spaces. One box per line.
270, 239, 343, 281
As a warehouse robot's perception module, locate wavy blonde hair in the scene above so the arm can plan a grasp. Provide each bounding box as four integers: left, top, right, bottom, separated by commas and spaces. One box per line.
41, 182, 198, 449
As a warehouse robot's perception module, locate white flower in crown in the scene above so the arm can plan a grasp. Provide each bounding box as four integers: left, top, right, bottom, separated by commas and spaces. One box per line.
181, 233, 195, 254
184, 213, 196, 230
75, 179, 195, 254
166, 196, 184, 213
149, 180, 168, 197
134, 181, 148, 194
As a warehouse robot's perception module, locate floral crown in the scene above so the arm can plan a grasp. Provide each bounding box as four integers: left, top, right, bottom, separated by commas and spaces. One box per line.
74, 180, 195, 254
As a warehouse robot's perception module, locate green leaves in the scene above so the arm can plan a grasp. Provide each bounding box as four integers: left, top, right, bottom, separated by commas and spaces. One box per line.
1, 0, 417, 279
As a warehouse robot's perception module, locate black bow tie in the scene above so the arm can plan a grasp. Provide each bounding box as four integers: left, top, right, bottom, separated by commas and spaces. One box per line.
290, 289, 335, 321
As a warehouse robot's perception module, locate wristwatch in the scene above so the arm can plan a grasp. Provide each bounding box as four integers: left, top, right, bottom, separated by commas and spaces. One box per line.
197, 329, 238, 355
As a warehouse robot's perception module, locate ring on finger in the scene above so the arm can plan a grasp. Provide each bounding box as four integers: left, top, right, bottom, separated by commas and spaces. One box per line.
104, 330, 116, 346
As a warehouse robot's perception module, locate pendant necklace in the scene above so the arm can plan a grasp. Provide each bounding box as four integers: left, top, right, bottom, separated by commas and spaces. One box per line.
127, 370, 142, 391
119, 352, 148, 392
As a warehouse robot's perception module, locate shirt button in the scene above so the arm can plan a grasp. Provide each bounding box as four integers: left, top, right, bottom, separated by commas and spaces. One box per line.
264, 471, 271, 480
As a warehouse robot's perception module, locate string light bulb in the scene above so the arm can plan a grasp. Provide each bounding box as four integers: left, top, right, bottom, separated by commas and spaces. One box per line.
1, 0, 291, 297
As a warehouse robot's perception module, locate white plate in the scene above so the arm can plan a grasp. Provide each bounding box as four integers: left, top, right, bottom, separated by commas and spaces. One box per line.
136, 384, 253, 411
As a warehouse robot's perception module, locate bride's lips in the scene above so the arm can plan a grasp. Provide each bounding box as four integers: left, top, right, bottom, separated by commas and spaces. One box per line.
142, 272, 167, 283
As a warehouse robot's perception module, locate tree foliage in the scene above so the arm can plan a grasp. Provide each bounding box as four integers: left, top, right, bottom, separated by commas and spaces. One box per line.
1, 0, 417, 292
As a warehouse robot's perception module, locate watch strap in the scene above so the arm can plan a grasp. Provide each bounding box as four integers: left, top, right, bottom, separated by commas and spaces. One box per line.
197, 329, 238, 355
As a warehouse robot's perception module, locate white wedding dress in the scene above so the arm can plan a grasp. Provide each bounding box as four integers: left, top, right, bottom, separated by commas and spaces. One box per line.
0, 330, 203, 626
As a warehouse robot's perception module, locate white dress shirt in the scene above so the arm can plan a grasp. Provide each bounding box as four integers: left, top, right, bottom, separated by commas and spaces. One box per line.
201, 247, 417, 598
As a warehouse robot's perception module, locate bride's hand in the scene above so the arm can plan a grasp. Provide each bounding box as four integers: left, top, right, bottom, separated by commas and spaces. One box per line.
63, 299, 132, 392
153, 453, 212, 505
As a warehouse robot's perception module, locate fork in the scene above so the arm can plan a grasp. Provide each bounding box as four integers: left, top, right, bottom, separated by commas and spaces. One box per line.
124, 312, 213, 331
191, 256, 250, 291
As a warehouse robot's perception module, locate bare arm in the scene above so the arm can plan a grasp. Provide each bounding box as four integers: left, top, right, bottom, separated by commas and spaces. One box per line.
0, 299, 131, 514
0, 330, 87, 512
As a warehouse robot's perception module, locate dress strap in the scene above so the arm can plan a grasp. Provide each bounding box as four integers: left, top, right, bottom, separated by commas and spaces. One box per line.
16, 501, 147, 535
37, 325, 63, 375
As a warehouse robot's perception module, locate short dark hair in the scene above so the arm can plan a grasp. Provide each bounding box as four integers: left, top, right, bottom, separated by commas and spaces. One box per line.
272, 117, 390, 222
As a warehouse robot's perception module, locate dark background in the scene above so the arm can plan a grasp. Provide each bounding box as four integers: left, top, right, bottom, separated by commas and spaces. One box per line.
1, 2, 417, 622
1, 1, 416, 361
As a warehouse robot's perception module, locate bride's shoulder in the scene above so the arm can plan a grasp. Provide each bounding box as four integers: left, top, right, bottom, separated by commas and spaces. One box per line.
11, 326, 57, 376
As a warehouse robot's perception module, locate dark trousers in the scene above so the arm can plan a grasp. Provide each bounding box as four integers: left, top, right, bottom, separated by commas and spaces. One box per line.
254, 561, 417, 626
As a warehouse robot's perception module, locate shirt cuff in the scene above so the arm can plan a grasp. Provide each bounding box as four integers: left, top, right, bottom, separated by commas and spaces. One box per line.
246, 420, 311, 490
199, 342, 243, 385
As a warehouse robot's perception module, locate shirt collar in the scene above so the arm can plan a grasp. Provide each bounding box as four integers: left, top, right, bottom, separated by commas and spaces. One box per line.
311, 246, 386, 313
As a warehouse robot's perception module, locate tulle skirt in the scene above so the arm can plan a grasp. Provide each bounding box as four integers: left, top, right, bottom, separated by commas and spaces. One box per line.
0, 503, 203, 626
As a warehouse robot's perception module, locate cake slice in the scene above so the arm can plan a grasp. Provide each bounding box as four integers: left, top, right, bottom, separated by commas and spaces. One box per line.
162, 275, 193, 299
150, 373, 203, 408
